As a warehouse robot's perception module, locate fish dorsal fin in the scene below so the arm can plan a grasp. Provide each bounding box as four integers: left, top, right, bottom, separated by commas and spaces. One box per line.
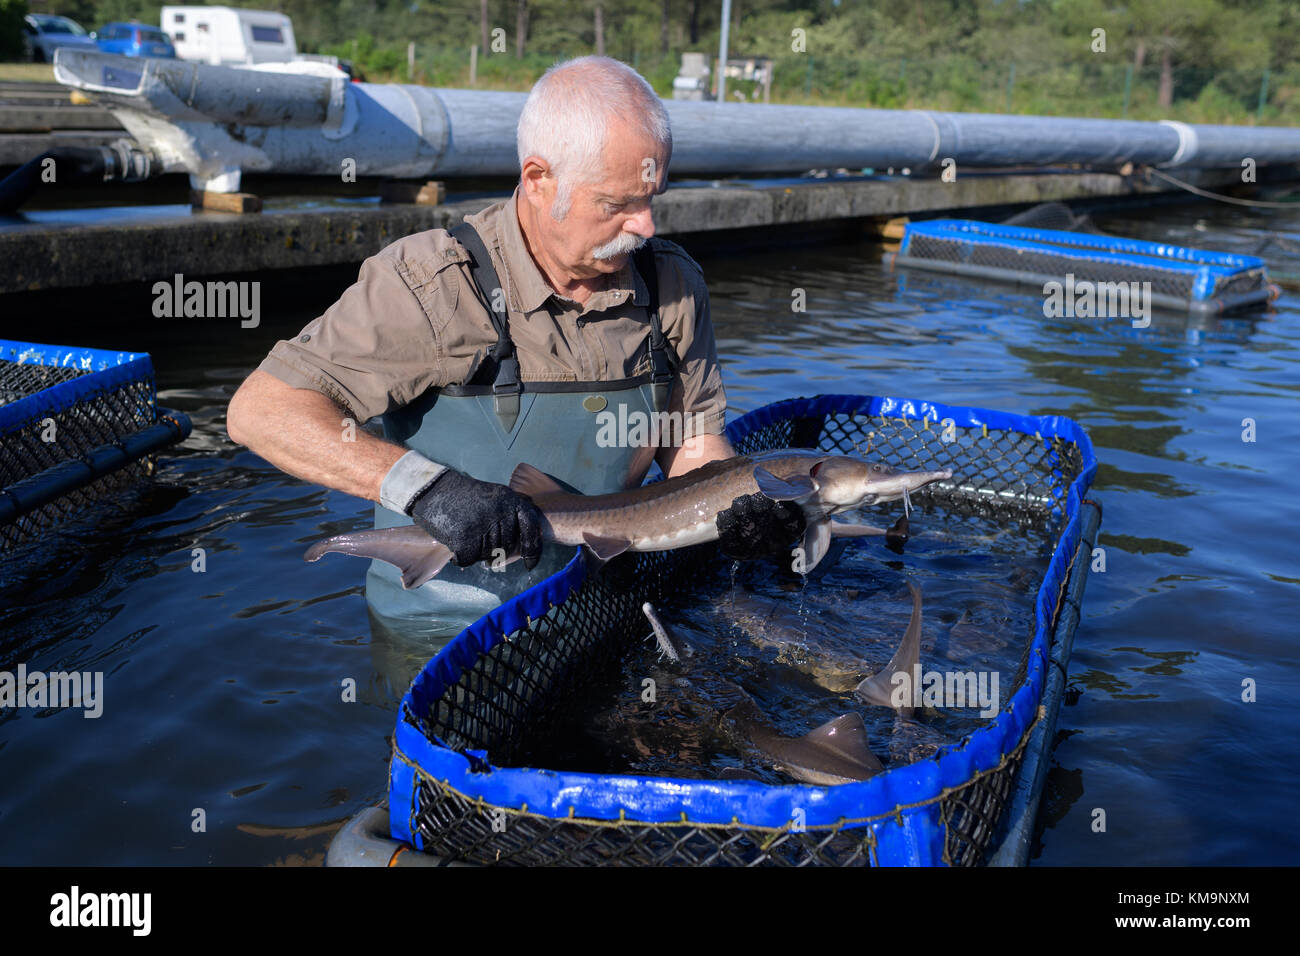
855, 581, 923, 715
802, 713, 884, 776
509, 462, 573, 500
754, 466, 818, 501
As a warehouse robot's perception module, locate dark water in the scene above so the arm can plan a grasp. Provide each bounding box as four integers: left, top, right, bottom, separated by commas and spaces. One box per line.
2, 195, 1299, 864
524, 508, 1050, 785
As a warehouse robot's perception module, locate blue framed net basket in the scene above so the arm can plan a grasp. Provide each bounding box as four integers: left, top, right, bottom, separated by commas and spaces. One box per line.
890, 219, 1275, 314
387, 393, 1099, 866
0, 339, 191, 551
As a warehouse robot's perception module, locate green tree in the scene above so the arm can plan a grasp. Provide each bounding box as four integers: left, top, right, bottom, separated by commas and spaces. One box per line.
0, 0, 29, 61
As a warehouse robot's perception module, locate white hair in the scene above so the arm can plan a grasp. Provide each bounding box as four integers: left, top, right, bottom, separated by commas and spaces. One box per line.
517, 56, 671, 221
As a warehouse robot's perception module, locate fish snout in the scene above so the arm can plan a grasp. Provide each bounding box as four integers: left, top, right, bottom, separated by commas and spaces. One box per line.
860, 466, 952, 504
904, 468, 953, 490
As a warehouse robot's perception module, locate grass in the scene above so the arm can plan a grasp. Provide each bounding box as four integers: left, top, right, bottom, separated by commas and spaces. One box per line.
0, 62, 56, 82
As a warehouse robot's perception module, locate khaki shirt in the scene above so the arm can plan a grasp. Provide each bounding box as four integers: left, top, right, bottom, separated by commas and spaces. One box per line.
259, 186, 727, 438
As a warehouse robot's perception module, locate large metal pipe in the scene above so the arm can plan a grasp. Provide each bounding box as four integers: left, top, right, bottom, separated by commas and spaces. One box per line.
53, 50, 1300, 192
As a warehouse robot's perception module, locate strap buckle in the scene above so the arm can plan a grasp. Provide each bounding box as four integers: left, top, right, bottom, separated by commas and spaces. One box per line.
491, 355, 521, 431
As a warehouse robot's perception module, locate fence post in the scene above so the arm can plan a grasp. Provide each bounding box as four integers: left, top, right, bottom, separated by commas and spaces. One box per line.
1005, 61, 1016, 113
407, 41, 415, 81
1257, 68, 1271, 121
804, 55, 813, 98
470, 44, 478, 86
1121, 63, 1132, 118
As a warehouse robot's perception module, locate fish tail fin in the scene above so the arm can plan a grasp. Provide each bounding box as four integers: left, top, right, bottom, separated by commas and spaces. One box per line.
304, 526, 454, 589
855, 581, 923, 715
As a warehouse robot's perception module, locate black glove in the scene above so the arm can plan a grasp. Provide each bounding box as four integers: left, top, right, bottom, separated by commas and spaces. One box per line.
715, 492, 807, 561
408, 469, 544, 570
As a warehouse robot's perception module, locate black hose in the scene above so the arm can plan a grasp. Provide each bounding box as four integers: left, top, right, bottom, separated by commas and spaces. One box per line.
0, 141, 156, 212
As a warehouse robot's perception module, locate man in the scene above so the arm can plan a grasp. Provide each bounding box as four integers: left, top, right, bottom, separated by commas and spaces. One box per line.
226, 56, 801, 633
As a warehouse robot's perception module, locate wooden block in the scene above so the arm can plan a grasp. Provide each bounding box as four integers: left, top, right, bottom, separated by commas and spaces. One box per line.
881, 217, 909, 240
863, 216, 909, 239
379, 179, 446, 206
190, 190, 263, 214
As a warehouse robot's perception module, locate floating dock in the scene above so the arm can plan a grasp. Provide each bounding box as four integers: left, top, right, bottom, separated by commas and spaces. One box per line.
3, 164, 1292, 296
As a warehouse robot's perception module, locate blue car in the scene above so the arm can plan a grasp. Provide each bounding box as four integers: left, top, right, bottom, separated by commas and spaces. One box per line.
94, 22, 177, 59
23, 14, 98, 62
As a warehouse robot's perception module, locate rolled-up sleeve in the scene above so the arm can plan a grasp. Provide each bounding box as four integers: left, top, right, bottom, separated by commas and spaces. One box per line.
258, 252, 449, 423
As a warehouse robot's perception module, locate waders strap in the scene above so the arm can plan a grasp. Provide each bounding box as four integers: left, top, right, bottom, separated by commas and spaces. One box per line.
450, 224, 677, 426
451, 221, 520, 431
633, 243, 677, 413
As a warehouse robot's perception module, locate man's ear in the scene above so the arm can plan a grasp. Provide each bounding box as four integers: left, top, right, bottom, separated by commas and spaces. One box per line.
520, 156, 554, 210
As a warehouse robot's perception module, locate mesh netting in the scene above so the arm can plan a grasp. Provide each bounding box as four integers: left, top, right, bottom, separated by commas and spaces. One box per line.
1002, 202, 1091, 233
0, 361, 90, 407
905, 232, 1266, 302
0, 353, 156, 551
393, 397, 1094, 866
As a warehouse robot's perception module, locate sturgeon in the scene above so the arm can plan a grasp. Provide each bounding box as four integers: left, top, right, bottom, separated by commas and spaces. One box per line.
720, 581, 925, 704
304, 449, 953, 586
642, 602, 885, 786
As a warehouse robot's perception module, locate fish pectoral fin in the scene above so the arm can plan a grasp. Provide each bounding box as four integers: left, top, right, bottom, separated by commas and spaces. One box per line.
799, 520, 832, 571
828, 521, 889, 537
855, 581, 923, 715
304, 526, 454, 590
717, 767, 765, 782
582, 532, 632, 563
754, 466, 818, 501
509, 462, 575, 501
802, 713, 885, 778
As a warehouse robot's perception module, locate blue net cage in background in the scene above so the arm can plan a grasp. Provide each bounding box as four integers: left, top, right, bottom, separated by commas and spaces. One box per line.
892, 219, 1275, 314
385, 394, 1099, 866
0, 339, 191, 551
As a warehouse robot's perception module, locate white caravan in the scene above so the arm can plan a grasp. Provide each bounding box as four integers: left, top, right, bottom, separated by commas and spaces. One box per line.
160, 6, 297, 66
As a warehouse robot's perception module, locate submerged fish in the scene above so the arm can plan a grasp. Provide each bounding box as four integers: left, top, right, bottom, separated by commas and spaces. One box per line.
719, 583, 925, 706
304, 450, 953, 586
718, 591, 867, 693
642, 602, 885, 786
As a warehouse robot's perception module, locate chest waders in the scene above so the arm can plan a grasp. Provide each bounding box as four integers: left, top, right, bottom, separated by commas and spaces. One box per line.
365, 224, 679, 631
